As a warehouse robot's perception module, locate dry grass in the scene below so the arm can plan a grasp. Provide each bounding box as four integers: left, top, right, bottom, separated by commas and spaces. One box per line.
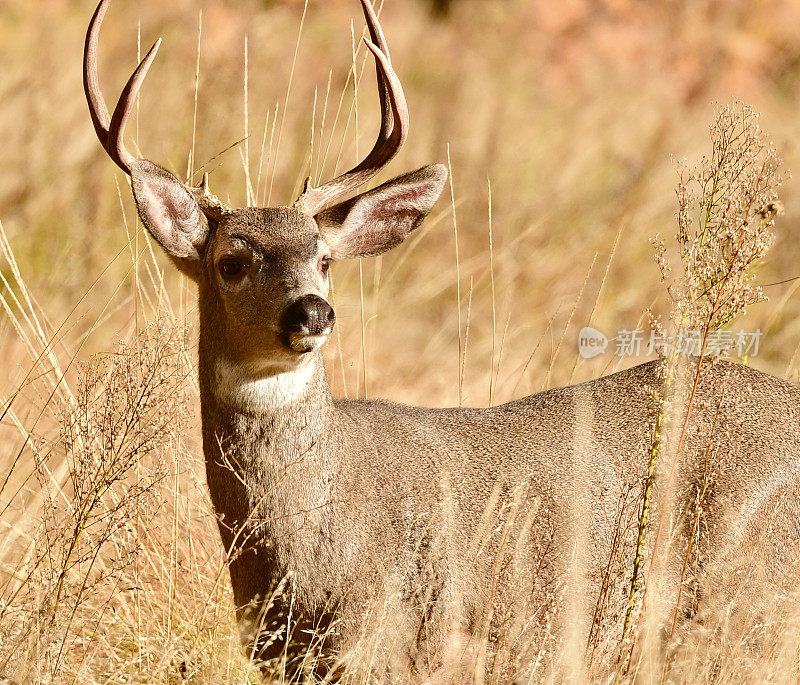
3, 0, 800, 682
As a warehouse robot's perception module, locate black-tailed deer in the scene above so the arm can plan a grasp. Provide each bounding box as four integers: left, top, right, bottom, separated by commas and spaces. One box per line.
84, 0, 800, 680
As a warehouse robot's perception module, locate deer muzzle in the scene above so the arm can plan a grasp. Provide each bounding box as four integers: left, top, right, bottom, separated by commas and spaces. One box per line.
280, 294, 336, 353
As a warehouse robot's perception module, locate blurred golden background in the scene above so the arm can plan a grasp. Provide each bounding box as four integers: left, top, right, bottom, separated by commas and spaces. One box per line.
3, 0, 800, 409
3, 0, 800, 679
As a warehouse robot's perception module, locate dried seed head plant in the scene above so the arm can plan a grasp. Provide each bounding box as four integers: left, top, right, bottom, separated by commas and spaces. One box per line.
621, 100, 788, 676
2, 316, 193, 681
653, 99, 785, 333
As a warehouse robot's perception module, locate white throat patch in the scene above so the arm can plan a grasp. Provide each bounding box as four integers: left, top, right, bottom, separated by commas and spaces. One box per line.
214, 357, 316, 411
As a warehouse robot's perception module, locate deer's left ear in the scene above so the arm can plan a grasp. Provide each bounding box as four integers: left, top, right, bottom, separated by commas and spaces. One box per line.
315, 164, 447, 259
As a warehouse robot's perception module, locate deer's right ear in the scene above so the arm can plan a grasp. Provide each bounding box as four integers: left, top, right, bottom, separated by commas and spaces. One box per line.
315, 164, 448, 259
130, 160, 210, 276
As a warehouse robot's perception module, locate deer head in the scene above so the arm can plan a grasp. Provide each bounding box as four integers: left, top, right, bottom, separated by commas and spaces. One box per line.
84, 0, 447, 373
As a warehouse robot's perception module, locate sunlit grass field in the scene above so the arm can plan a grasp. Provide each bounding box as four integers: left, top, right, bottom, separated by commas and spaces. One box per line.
3, 0, 800, 681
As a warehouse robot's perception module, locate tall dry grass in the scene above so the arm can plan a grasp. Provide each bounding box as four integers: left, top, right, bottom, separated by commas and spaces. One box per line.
3, 0, 800, 682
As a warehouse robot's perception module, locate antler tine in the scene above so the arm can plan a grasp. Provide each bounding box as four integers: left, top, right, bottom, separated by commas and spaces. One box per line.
361, 0, 395, 152
83, 0, 112, 147
294, 0, 409, 216
83, 0, 160, 174
365, 38, 407, 142
360, 0, 391, 63
83, 0, 232, 218
107, 38, 162, 173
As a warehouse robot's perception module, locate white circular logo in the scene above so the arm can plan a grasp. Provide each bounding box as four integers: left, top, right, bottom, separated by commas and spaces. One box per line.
578, 326, 608, 359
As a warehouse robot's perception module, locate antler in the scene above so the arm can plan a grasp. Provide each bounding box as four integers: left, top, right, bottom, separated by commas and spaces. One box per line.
293, 0, 410, 216
84, 0, 230, 219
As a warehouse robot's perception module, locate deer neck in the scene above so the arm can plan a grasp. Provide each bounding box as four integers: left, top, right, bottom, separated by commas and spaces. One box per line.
197, 316, 338, 558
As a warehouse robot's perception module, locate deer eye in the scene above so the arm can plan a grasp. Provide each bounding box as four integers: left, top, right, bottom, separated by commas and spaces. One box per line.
320, 256, 331, 276
219, 258, 245, 280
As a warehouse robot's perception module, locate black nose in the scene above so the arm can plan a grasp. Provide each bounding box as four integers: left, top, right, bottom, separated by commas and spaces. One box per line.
281, 295, 336, 336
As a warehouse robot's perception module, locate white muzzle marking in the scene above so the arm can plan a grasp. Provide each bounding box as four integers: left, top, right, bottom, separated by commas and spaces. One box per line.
287, 332, 329, 354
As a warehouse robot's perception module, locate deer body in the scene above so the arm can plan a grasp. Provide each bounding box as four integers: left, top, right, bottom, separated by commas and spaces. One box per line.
201, 300, 800, 674
83, 0, 800, 678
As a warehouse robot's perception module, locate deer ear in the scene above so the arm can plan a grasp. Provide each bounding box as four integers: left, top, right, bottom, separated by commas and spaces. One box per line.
315, 164, 447, 259
130, 160, 210, 274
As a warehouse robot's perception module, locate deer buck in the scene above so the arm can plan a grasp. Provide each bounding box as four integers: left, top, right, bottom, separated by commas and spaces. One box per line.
84, 0, 800, 680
